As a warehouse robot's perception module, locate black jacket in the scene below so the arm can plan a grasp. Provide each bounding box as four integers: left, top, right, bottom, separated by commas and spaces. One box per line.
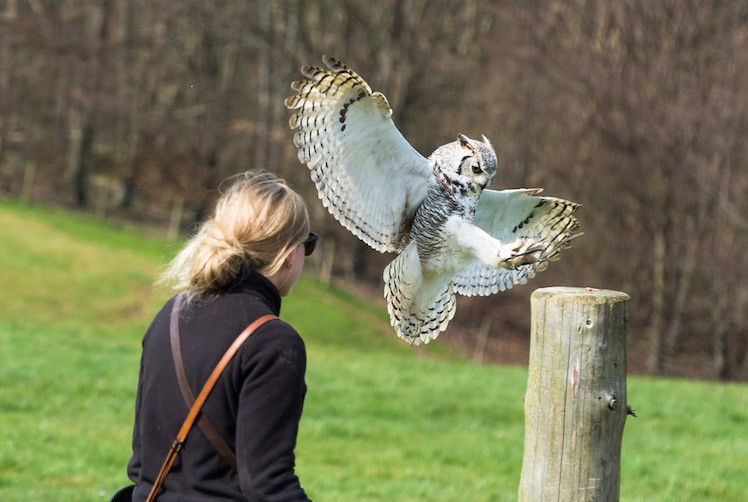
127, 271, 311, 501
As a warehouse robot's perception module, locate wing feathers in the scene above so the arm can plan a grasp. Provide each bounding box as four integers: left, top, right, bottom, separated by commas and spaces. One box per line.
286, 56, 432, 253
452, 189, 582, 296
287, 57, 583, 344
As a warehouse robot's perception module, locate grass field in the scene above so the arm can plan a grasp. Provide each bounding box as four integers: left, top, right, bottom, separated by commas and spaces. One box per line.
1, 197, 746, 501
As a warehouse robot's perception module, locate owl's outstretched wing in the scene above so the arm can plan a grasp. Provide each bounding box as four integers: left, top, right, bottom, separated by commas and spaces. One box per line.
452, 188, 582, 296
285, 56, 433, 253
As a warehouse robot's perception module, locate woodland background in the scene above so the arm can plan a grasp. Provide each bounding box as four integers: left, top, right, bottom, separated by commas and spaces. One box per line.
1, 0, 746, 380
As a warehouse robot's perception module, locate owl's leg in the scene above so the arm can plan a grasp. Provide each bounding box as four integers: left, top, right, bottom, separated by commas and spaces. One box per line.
446, 218, 544, 270
499, 236, 546, 269
383, 242, 456, 345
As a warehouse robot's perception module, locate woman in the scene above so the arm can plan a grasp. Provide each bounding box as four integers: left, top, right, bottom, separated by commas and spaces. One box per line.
127, 171, 315, 501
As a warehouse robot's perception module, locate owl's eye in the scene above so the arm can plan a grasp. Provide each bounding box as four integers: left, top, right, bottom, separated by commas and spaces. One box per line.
462, 156, 481, 175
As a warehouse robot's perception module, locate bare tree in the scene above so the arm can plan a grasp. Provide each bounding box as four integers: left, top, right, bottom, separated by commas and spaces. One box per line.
2, 0, 746, 379
511, 0, 748, 378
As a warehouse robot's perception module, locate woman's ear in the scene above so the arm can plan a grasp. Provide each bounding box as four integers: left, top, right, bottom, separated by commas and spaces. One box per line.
283, 248, 296, 268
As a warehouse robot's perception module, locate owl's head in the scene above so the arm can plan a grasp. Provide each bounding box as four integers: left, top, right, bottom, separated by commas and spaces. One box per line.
430, 134, 498, 196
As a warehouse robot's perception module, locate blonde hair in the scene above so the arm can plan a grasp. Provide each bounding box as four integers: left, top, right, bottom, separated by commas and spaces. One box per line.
160, 171, 310, 299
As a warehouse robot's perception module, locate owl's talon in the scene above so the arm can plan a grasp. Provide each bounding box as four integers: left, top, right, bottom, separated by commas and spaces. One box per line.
501, 238, 545, 269
507, 250, 540, 269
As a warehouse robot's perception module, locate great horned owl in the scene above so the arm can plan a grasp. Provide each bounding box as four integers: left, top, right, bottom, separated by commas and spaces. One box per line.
285, 56, 582, 345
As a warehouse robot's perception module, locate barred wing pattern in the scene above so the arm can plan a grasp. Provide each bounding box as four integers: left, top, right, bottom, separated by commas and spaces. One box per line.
452, 189, 582, 296
285, 56, 583, 345
284, 56, 432, 253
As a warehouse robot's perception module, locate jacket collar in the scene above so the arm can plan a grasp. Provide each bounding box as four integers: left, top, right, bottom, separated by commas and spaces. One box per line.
230, 269, 282, 315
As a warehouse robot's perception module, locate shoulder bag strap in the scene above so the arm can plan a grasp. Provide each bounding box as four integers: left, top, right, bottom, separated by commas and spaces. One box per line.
170, 293, 238, 470
148, 305, 277, 502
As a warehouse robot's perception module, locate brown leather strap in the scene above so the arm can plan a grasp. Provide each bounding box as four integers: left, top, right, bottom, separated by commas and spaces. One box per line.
170, 293, 237, 470
147, 304, 277, 502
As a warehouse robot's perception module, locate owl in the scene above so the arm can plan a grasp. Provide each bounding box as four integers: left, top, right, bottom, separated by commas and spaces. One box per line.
285, 56, 582, 345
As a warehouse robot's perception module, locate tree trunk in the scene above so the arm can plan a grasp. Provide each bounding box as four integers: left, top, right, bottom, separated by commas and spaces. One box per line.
713, 322, 730, 381
66, 110, 94, 207
647, 229, 666, 374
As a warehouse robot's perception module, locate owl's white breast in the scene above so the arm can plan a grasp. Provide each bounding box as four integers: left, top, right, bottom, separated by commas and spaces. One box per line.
416, 214, 476, 276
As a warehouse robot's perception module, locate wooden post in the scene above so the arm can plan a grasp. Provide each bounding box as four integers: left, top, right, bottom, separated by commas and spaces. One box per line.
318, 239, 334, 286
21, 161, 36, 203
94, 177, 108, 220
167, 196, 184, 241
472, 318, 491, 364
519, 287, 630, 502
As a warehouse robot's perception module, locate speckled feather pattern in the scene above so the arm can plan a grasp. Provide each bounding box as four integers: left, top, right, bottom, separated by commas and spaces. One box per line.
286, 57, 582, 344
452, 190, 582, 296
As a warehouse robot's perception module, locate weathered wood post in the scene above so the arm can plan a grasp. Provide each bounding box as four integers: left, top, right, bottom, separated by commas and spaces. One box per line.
519, 287, 631, 502
167, 195, 184, 241
21, 161, 36, 203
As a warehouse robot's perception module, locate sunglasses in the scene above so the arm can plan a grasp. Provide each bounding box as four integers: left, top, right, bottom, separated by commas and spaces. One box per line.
303, 232, 318, 256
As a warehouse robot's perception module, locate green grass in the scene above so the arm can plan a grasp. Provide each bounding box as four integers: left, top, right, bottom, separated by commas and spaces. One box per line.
1, 196, 747, 501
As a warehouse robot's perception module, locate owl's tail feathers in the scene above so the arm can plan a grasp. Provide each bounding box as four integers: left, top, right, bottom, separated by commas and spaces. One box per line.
383, 244, 456, 345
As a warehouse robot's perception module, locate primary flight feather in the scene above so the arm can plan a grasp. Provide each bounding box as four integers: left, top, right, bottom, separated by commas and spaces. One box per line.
285, 56, 582, 345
